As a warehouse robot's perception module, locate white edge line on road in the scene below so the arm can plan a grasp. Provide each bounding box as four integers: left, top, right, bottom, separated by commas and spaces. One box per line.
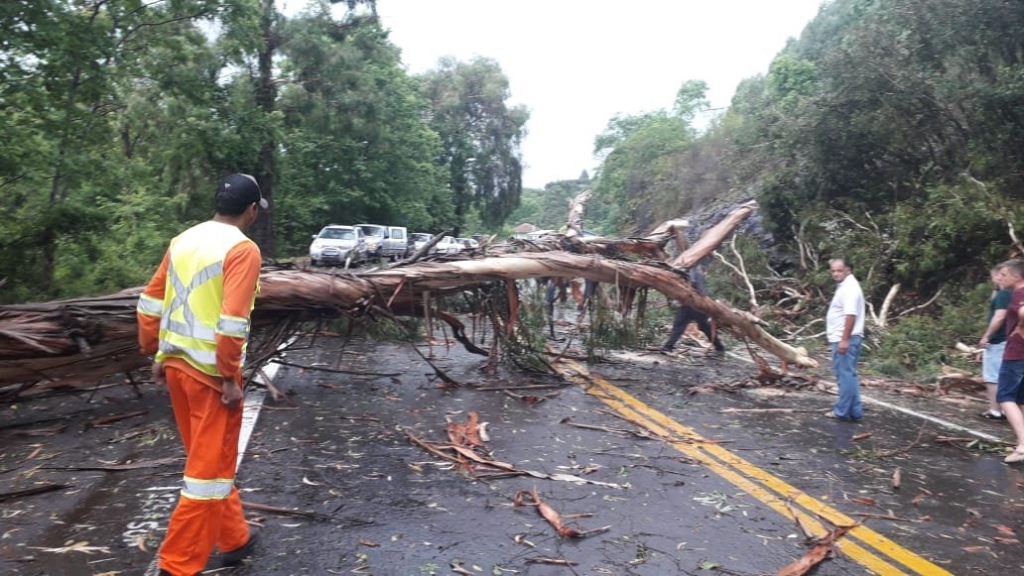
143, 360, 277, 576
721, 350, 1005, 443
860, 394, 1002, 443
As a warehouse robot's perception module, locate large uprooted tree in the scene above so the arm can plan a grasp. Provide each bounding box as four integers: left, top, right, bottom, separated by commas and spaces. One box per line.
0, 201, 815, 401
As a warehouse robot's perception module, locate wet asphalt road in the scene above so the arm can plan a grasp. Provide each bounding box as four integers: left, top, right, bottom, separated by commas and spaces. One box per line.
3, 332, 1024, 575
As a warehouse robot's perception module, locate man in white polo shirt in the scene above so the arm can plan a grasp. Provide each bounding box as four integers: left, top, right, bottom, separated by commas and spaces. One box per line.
826, 258, 866, 420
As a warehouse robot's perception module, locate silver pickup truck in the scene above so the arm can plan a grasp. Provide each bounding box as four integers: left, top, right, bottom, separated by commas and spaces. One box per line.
356, 224, 408, 261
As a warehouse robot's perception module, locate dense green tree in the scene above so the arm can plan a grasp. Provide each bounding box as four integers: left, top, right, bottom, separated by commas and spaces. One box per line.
0, 0, 231, 300
505, 174, 607, 235
0, 1, 508, 303
274, 8, 450, 254
600, 0, 1024, 357
417, 57, 529, 235
592, 80, 708, 233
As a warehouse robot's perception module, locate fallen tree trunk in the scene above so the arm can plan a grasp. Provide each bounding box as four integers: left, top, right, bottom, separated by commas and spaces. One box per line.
672, 201, 757, 269
0, 250, 816, 393
1, 202, 793, 396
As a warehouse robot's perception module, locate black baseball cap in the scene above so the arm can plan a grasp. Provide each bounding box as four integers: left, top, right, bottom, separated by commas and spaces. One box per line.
216, 173, 268, 213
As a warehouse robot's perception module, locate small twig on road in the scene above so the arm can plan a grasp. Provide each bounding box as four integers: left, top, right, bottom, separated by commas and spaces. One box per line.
269, 359, 400, 377
719, 408, 821, 414
340, 415, 381, 423
43, 457, 181, 471
410, 345, 463, 387
503, 390, 559, 405
0, 483, 72, 503
525, 557, 579, 566
87, 409, 148, 428
473, 384, 565, 392
876, 423, 927, 457
14, 424, 66, 437
560, 416, 658, 440
851, 512, 921, 523
240, 500, 333, 522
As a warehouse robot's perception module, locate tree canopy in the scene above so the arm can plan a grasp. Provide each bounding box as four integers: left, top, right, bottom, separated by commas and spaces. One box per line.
0, 1, 526, 304
586, 0, 1024, 370
417, 56, 529, 235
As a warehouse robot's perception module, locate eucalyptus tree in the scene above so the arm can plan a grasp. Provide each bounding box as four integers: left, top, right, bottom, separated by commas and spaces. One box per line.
592, 80, 708, 233
274, 8, 450, 255
417, 57, 530, 235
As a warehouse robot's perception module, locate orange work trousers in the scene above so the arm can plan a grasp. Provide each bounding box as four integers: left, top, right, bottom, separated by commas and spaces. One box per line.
158, 365, 250, 576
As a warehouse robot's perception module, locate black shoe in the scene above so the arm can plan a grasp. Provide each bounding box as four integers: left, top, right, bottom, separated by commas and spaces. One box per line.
214, 528, 260, 568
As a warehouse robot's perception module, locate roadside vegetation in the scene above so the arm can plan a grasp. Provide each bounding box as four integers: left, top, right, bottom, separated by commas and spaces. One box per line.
3, 0, 1023, 381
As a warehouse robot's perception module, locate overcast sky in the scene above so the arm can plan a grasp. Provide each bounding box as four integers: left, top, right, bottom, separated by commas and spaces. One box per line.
294, 0, 826, 189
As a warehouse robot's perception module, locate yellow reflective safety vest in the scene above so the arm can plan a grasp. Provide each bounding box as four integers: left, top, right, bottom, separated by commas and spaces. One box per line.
153, 221, 257, 377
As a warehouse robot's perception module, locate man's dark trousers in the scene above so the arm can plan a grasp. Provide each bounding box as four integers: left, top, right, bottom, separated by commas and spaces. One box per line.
664, 306, 725, 351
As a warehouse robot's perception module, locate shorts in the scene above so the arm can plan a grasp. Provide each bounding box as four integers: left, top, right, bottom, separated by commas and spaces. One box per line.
996, 358, 1024, 404
983, 341, 1007, 383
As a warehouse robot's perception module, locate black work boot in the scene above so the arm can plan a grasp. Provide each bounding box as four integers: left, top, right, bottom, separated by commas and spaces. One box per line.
214, 527, 260, 568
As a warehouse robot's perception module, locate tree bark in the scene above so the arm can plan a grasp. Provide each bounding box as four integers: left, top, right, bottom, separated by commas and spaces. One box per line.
251, 0, 278, 257
0, 202, 801, 395
564, 189, 592, 237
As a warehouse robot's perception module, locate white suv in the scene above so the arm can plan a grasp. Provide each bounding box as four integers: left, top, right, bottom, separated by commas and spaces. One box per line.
310, 225, 367, 268
435, 236, 463, 255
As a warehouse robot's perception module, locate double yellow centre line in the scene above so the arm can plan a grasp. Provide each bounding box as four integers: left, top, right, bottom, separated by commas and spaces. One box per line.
556, 359, 950, 576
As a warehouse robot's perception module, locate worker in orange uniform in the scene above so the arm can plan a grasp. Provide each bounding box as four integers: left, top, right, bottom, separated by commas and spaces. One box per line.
137, 173, 266, 575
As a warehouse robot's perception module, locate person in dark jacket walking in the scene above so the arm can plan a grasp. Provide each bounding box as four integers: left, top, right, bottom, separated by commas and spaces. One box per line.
661, 264, 726, 356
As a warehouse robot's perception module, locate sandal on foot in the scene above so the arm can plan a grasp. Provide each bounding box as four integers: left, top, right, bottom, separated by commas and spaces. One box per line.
1004, 450, 1024, 464
980, 411, 1007, 420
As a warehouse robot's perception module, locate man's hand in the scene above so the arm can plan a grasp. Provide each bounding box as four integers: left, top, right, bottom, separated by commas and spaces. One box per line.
837, 339, 850, 354
979, 335, 990, 349
221, 379, 243, 409
152, 361, 166, 386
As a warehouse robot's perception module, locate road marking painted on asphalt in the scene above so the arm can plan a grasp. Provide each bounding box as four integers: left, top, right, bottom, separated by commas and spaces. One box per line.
581, 383, 903, 574
141, 363, 276, 575
859, 395, 1002, 443
723, 350, 1003, 443
559, 359, 953, 576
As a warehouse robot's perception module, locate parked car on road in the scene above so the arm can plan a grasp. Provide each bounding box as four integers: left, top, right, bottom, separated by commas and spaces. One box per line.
385, 226, 407, 260
355, 224, 386, 260
408, 232, 432, 255
309, 225, 367, 268
456, 237, 479, 250
355, 224, 408, 261
435, 236, 462, 255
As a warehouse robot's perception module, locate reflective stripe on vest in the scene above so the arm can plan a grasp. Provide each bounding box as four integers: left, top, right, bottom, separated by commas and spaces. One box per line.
181, 475, 234, 500
137, 293, 164, 317
217, 315, 250, 339
155, 221, 253, 377
161, 259, 222, 342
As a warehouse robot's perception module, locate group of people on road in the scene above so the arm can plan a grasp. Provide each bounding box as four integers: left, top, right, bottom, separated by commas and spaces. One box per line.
137, 172, 1024, 573
976, 259, 1024, 463
669, 255, 1024, 457
660, 257, 865, 423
